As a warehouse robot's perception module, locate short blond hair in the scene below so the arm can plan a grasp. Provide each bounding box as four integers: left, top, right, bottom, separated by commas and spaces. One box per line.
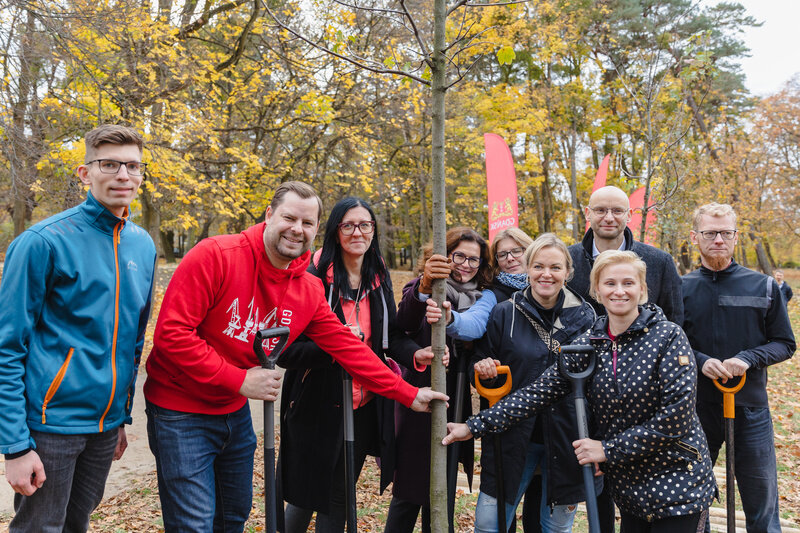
692, 203, 737, 230
523, 233, 573, 281
589, 250, 648, 304
490, 227, 534, 274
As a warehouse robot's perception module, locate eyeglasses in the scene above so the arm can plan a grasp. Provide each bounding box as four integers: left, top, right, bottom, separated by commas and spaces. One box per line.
496, 247, 525, 261
451, 251, 482, 269
87, 159, 147, 177
589, 206, 627, 218
338, 221, 375, 235
697, 230, 737, 241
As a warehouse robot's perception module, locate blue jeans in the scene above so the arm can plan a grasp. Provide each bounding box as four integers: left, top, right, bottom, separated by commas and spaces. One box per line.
146, 401, 257, 533
474, 442, 576, 533
697, 402, 781, 533
10, 428, 119, 533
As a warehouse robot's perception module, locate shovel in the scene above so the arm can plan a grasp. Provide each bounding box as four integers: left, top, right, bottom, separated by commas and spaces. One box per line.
714, 373, 746, 533
475, 365, 512, 533
557, 344, 600, 533
342, 367, 358, 533
253, 326, 291, 533
446, 342, 467, 533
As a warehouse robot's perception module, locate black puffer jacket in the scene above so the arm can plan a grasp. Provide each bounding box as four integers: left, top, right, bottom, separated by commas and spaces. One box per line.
467, 304, 716, 521
474, 287, 597, 506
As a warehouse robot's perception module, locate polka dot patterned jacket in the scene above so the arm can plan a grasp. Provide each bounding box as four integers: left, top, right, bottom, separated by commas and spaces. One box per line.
466, 303, 717, 521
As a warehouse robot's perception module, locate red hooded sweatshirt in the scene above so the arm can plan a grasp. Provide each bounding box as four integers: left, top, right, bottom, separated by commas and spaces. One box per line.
144, 223, 418, 414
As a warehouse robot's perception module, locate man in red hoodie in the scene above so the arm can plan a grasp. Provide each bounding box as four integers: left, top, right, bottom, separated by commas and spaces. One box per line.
144, 181, 446, 532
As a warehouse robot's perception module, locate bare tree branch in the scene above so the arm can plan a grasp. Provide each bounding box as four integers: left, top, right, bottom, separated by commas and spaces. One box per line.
260, 0, 431, 85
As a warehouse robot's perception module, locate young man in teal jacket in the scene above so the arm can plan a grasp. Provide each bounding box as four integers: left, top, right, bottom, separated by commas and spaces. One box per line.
0, 124, 157, 532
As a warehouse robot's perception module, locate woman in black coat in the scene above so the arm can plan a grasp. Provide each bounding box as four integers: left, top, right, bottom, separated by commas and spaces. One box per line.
277, 197, 434, 533
445, 250, 716, 533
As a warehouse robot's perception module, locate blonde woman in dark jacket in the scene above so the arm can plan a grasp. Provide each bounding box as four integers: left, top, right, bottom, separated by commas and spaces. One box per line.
444, 250, 716, 533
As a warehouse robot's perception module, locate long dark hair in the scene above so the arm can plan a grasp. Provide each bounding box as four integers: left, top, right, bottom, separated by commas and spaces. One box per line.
316, 197, 388, 297
415, 226, 493, 290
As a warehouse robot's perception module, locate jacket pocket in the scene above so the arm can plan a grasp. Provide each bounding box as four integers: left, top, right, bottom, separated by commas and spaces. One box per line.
41, 347, 75, 424
675, 440, 702, 470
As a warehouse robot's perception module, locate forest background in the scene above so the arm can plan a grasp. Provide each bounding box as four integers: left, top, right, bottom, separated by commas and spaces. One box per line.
1, 0, 799, 270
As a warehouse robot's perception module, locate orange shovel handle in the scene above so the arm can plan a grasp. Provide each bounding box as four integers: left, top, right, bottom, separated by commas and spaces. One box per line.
713, 374, 746, 419
474, 366, 512, 407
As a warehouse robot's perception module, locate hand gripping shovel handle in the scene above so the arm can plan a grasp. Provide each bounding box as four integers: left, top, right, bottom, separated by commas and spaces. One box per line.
473, 366, 512, 408
253, 326, 291, 533
475, 366, 512, 533
558, 344, 600, 533
714, 374, 746, 533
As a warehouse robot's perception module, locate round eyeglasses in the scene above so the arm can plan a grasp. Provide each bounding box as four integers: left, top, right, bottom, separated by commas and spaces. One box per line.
451, 251, 481, 269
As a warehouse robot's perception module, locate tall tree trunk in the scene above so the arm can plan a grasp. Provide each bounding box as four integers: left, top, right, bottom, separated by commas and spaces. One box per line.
567, 129, 580, 242
8, 9, 38, 237
429, 0, 448, 528
749, 232, 772, 275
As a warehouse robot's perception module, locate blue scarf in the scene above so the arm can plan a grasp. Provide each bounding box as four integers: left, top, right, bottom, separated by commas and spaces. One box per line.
496, 271, 528, 290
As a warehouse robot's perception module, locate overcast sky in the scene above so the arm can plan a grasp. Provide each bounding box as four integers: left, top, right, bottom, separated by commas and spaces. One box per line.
707, 0, 800, 96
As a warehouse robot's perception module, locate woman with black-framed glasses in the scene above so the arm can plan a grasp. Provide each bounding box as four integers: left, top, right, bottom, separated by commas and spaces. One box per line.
385, 227, 493, 533
277, 197, 435, 533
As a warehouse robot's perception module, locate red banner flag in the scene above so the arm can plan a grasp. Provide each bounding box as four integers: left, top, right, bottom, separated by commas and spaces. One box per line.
628, 187, 657, 244
484, 133, 519, 242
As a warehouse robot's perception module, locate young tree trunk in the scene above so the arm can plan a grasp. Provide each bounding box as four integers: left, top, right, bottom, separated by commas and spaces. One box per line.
429, 0, 448, 528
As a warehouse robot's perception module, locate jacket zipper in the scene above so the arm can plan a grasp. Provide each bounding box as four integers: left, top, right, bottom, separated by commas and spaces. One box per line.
98, 220, 124, 432
41, 347, 75, 424
676, 440, 702, 462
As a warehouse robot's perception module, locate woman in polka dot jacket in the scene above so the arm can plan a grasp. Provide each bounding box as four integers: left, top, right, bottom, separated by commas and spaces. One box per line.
444, 250, 717, 533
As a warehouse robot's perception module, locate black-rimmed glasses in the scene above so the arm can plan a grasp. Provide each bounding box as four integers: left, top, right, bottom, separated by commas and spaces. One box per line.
338, 221, 375, 235
496, 247, 525, 261
87, 159, 147, 177
698, 230, 737, 241
451, 251, 481, 269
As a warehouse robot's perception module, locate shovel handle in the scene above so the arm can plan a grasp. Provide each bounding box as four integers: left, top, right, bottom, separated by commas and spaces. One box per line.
475, 366, 512, 407
254, 326, 291, 369
713, 374, 746, 419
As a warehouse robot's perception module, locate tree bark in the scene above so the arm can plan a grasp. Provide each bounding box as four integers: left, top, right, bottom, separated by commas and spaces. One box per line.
749, 232, 772, 275
429, 0, 448, 528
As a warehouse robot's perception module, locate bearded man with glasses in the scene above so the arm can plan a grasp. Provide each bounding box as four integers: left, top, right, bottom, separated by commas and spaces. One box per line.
683, 202, 795, 533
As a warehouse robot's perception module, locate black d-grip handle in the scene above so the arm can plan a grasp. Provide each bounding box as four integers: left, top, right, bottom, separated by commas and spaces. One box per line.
254, 326, 291, 369
558, 344, 596, 381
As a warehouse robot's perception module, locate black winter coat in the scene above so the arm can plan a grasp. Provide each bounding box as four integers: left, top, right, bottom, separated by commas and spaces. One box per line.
277, 266, 420, 512
467, 305, 717, 521
474, 287, 597, 506
391, 277, 475, 506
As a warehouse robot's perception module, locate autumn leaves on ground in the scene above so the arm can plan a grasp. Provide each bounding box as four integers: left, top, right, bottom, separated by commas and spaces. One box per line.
6, 268, 800, 532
